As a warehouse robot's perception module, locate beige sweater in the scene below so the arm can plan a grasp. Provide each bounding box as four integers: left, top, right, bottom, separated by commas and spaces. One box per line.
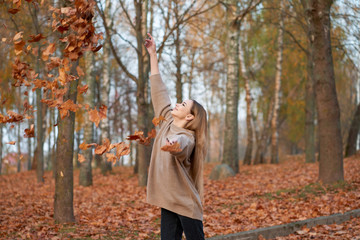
146, 74, 203, 221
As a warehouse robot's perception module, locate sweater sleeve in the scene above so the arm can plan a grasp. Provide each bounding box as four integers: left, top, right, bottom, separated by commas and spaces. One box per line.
168, 134, 195, 162
150, 74, 172, 121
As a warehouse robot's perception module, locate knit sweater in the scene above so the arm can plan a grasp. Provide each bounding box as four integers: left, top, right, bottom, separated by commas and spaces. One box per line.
146, 74, 203, 221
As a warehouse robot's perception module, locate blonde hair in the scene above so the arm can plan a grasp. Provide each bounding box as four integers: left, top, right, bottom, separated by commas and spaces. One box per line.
185, 100, 208, 203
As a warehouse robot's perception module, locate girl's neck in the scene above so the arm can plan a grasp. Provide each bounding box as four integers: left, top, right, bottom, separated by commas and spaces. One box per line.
172, 118, 187, 129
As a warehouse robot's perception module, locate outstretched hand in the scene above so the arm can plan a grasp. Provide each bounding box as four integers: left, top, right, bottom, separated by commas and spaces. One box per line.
144, 33, 156, 55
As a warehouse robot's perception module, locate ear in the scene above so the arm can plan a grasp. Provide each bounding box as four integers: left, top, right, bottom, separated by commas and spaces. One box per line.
185, 114, 194, 121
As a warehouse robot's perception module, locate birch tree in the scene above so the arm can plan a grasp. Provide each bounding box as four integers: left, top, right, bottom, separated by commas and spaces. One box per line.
79, 51, 95, 186
222, 1, 240, 173
270, 0, 285, 164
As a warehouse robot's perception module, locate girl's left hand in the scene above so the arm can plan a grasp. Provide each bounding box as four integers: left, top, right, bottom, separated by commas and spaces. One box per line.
144, 33, 156, 55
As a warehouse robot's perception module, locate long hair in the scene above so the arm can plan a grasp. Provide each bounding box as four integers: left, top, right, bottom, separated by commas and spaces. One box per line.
184, 100, 208, 203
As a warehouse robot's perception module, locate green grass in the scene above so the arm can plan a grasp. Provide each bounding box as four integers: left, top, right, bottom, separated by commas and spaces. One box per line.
255, 181, 355, 201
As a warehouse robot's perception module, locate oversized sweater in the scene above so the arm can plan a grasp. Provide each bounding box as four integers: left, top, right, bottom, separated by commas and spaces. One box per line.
146, 74, 203, 221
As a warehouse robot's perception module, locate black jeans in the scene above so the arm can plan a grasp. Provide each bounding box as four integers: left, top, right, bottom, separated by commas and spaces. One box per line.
161, 208, 204, 240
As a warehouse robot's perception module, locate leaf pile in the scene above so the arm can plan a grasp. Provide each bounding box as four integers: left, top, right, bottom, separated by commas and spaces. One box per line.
0, 155, 359, 239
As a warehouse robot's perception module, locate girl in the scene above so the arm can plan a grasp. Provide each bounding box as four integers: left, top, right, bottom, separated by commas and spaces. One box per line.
144, 33, 207, 240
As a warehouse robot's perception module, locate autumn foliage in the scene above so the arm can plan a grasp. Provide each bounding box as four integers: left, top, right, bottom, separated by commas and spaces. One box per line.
0, 155, 360, 239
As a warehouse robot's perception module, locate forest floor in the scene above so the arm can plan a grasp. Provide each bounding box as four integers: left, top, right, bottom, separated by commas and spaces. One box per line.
1, 154, 360, 239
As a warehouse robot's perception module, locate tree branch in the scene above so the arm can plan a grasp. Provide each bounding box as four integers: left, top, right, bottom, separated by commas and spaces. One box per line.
95, 1, 138, 83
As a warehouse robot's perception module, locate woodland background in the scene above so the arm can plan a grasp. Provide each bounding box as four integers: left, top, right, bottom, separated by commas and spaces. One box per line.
0, 0, 360, 239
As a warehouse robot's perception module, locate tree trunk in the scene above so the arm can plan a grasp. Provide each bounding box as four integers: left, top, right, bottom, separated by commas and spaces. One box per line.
54, 63, 78, 223
345, 103, 360, 157
222, 3, 240, 173
300, 0, 317, 163
135, 0, 150, 186
270, 0, 285, 164
0, 123, 2, 174
52, 107, 57, 178
307, 0, 344, 184
125, 80, 134, 166
17, 114, 21, 173
100, 0, 112, 175
80, 51, 95, 186
239, 37, 253, 165
304, 48, 316, 163
254, 100, 274, 165
174, 1, 183, 103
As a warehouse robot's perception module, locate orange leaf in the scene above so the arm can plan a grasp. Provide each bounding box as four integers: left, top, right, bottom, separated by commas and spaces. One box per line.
88, 108, 100, 127
116, 142, 130, 157
152, 116, 166, 126
58, 67, 67, 85
78, 153, 86, 163
13, 32, 23, 42
161, 142, 182, 153
105, 153, 117, 163
99, 104, 107, 120
6, 141, 16, 145
14, 40, 25, 55
76, 66, 85, 77
8, 8, 20, 14
42, 43, 56, 61
77, 84, 88, 94
95, 144, 107, 155
28, 34, 46, 43
79, 141, 97, 150
24, 124, 35, 138
147, 129, 156, 139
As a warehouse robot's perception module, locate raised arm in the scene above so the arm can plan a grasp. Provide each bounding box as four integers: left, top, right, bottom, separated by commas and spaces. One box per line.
144, 33, 159, 76
144, 33, 172, 119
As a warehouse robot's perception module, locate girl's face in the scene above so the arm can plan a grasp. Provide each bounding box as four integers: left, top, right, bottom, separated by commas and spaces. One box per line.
171, 99, 194, 120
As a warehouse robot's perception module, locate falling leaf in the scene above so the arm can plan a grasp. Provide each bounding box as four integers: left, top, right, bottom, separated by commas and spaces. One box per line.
60, 171, 64, 177
116, 142, 130, 157
76, 66, 85, 77
42, 43, 56, 61
78, 153, 86, 163
6, 141, 16, 145
77, 84, 88, 94
91, 44, 102, 52
58, 67, 67, 85
99, 104, 107, 119
28, 33, 46, 43
147, 129, 156, 139
95, 144, 107, 155
10, 125, 15, 129
152, 116, 166, 126
13, 32, 23, 42
13, 0, 21, 8
106, 153, 117, 163
79, 142, 97, 150
24, 124, 35, 138
88, 108, 100, 127
161, 142, 182, 153
126, 131, 144, 141
8, 8, 20, 14
14, 40, 25, 55
2, 38, 7, 42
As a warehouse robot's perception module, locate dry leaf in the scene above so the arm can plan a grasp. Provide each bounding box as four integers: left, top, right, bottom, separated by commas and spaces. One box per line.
78, 153, 86, 163
152, 116, 166, 126
161, 142, 182, 153
24, 124, 35, 138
